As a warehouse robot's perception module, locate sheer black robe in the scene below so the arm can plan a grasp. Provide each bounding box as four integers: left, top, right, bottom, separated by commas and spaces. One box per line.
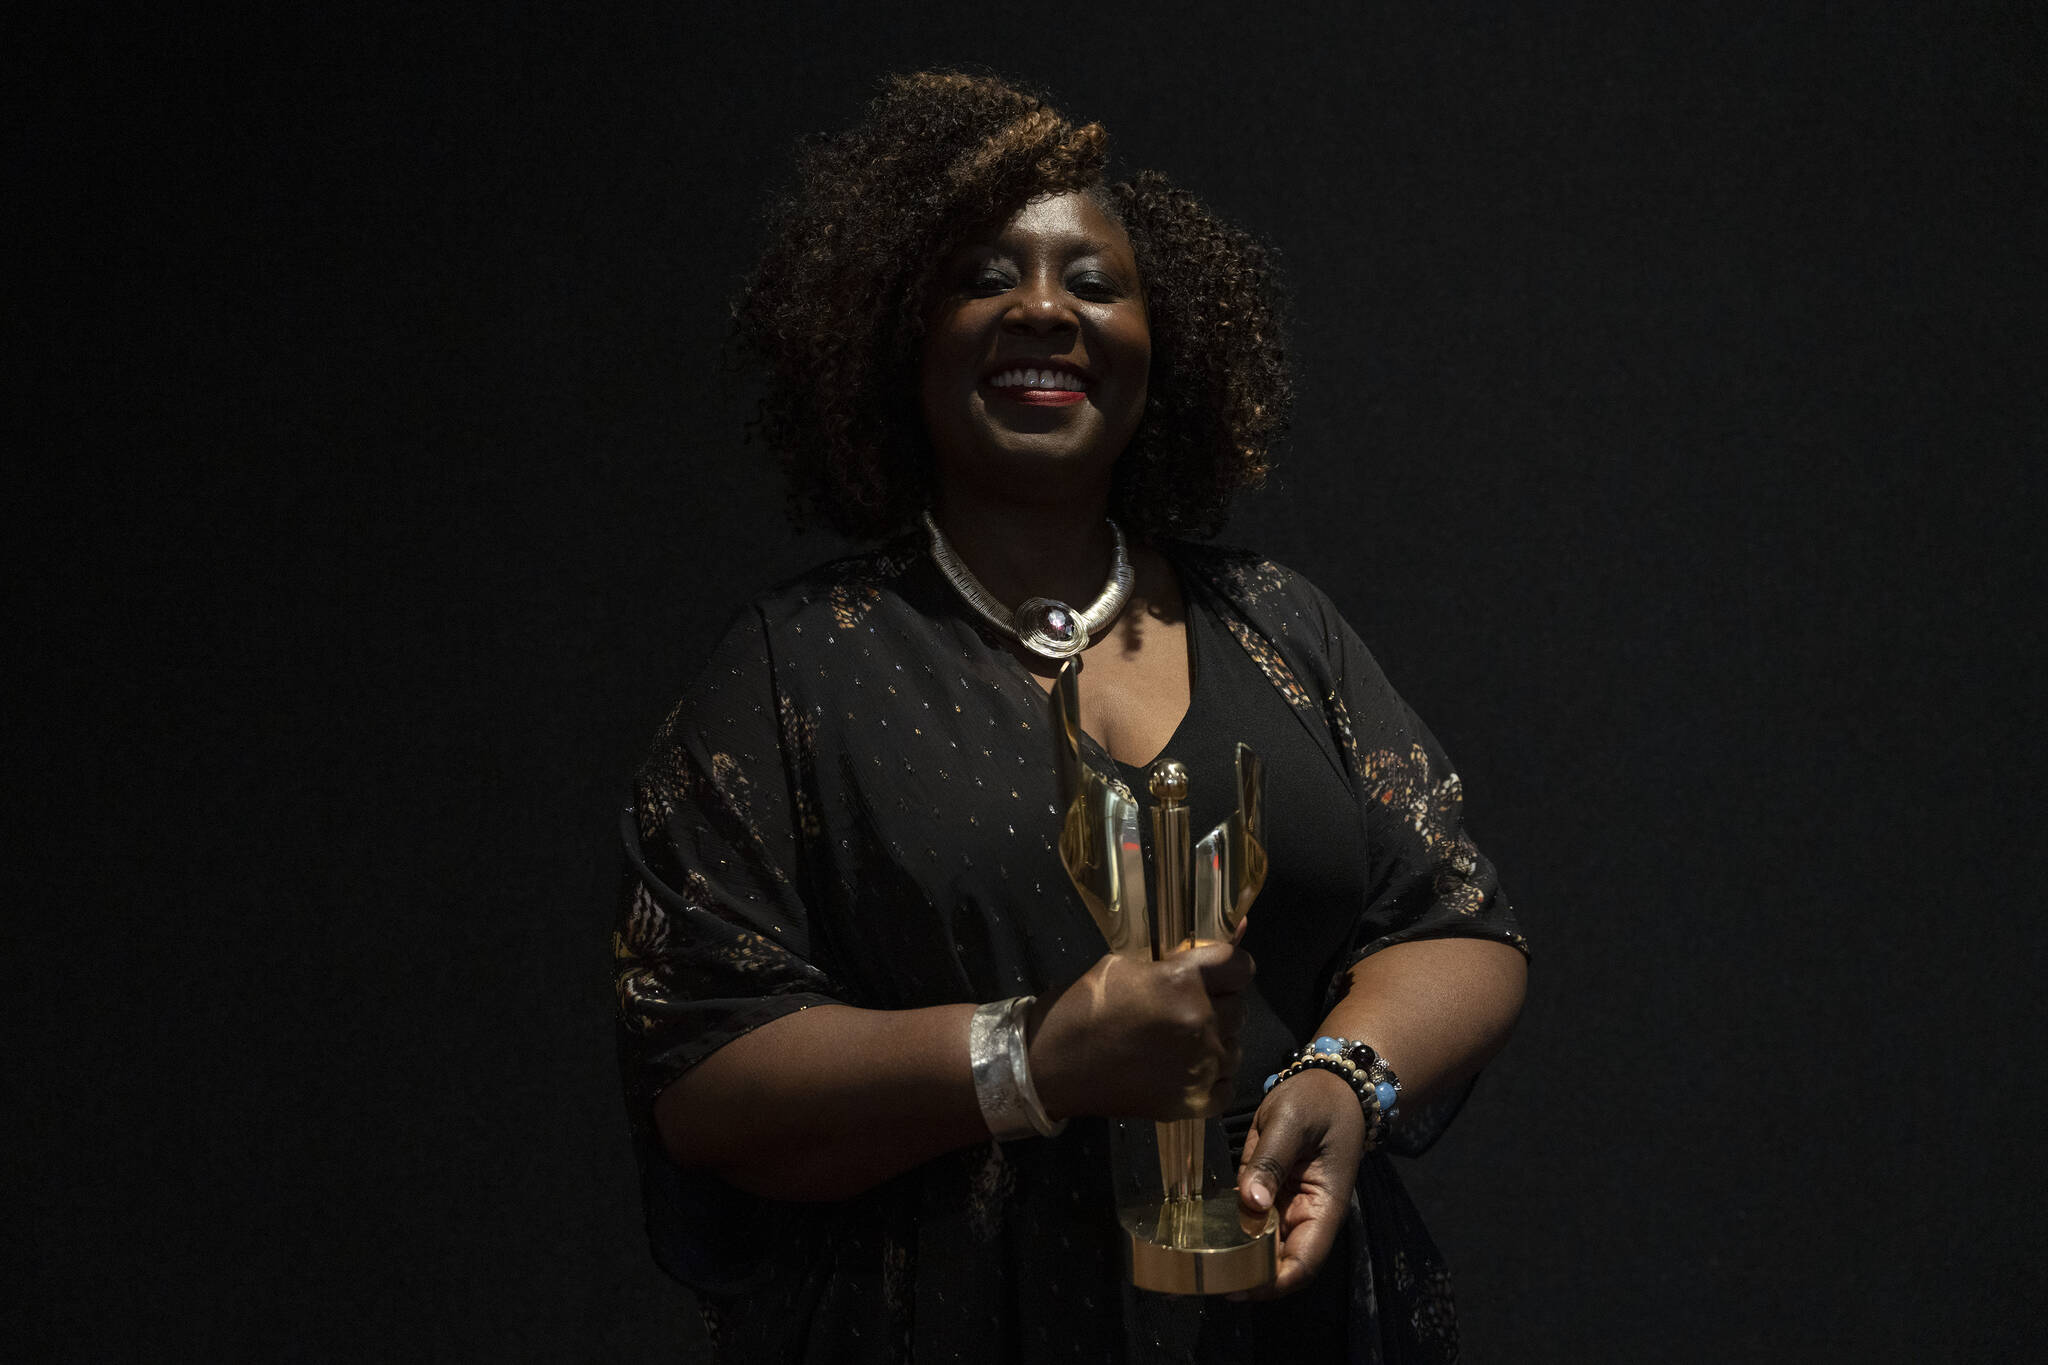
615, 539, 1527, 1363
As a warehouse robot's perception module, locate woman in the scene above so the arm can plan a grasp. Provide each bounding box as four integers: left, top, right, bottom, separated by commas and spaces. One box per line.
615, 72, 1528, 1363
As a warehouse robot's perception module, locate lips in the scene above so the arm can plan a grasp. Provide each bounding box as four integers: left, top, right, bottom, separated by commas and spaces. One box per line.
983, 360, 1092, 407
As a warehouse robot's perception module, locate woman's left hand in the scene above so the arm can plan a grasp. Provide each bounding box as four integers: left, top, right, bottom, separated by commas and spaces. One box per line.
1232, 1067, 1367, 1297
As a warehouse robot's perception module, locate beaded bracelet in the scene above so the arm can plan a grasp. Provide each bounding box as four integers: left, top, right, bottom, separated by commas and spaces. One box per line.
1262, 1036, 1402, 1151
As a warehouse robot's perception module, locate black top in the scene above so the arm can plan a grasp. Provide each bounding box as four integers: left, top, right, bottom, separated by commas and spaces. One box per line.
1109, 578, 1374, 1118
615, 539, 1527, 1364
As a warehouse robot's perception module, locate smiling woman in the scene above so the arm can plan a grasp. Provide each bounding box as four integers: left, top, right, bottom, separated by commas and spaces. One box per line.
615, 71, 1527, 1364
920, 191, 1153, 490
731, 72, 1288, 546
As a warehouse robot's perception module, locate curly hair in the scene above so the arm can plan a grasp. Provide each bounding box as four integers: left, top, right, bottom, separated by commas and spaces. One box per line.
733, 71, 1291, 542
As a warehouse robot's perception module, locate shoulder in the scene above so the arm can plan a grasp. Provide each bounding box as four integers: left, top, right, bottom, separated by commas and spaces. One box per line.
741, 534, 932, 638
1164, 540, 1323, 606
654, 536, 942, 729
646, 538, 929, 732
1164, 540, 1349, 650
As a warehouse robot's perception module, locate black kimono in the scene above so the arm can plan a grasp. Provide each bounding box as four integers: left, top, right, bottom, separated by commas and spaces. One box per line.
615, 539, 1527, 1363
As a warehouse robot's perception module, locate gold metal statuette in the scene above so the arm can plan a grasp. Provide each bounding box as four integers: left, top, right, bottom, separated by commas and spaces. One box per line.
1051, 660, 1274, 1294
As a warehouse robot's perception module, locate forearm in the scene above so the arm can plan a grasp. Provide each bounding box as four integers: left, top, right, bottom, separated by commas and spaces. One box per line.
655, 942, 1254, 1202
1314, 937, 1527, 1117
656, 1002, 989, 1202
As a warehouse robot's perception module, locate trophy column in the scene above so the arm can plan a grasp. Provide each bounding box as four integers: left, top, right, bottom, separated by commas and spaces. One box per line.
1051, 664, 1277, 1295
1145, 761, 1204, 1236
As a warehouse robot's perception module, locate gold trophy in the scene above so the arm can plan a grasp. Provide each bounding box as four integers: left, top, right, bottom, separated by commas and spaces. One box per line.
1051, 660, 1277, 1294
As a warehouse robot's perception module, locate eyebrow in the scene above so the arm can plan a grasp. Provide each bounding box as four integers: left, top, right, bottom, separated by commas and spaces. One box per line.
980, 230, 1119, 257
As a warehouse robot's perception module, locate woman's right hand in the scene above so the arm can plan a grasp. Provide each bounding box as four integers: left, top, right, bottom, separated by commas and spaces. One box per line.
1025, 945, 1255, 1122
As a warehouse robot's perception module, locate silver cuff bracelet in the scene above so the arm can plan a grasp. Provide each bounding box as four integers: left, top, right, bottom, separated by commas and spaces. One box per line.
969, 996, 1066, 1141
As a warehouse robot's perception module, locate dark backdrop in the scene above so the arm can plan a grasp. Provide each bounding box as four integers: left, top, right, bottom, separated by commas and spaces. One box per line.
17, 2, 2044, 1360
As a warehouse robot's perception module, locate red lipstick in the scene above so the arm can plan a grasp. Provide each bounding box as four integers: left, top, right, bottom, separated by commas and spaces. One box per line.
1000, 388, 1086, 406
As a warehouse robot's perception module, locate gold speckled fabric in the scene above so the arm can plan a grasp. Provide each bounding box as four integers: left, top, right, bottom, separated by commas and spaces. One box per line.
616, 537, 1525, 1364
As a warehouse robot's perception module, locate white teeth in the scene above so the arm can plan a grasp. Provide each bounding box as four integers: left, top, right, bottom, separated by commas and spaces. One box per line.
989, 368, 1084, 391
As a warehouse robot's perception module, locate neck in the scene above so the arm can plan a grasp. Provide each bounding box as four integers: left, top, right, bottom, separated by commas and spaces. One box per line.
929, 486, 1117, 611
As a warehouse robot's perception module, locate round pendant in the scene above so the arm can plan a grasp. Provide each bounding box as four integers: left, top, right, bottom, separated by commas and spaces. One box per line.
1015, 597, 1089, 659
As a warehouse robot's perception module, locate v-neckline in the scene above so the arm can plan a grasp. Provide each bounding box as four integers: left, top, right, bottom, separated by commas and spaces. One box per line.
1109, 595, 1201, 776
973, 562, 1201, 776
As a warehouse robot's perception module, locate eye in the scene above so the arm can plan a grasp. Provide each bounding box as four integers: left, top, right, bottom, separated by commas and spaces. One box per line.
968, 266, 1016, 295
1069, 272, 1125, 300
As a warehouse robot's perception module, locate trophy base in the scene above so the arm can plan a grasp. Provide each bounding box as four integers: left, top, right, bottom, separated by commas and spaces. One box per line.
1121, 1196, 1279, 1295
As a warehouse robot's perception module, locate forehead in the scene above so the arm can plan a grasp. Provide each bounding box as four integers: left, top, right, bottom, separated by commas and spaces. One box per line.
988, 190, 1133, 259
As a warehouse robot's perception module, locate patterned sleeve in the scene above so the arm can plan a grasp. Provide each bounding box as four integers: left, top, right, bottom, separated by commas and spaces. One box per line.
1300, 580, 1529, 1154
1286, 577, 1531, 1162
613, 605, 849, 1289
1303, 582, 1530, 979
614, 603, 845, 1120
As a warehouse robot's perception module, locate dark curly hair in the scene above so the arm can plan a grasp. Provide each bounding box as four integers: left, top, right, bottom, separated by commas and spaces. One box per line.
733, 71, 1292, 542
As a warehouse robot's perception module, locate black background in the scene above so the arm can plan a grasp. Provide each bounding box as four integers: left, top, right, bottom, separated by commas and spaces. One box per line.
17, 2, 2045, 1360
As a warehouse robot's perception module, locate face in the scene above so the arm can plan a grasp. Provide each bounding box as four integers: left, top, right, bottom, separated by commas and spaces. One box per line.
919, 191, 1151, 498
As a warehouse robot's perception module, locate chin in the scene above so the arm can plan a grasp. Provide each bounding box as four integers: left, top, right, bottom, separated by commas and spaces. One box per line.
939, 440, 1110, 503
992, 436, 1115, 476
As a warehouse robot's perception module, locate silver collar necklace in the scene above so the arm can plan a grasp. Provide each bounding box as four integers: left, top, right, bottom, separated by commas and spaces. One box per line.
922, 510, 1134, 660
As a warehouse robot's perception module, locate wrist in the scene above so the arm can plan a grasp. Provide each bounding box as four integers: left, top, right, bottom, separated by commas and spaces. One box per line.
1263, 1035, 1402, 1150
1022, 994, 1079, 1121
971, 996, 1066, 1140
1262, 1062, 1356, 1115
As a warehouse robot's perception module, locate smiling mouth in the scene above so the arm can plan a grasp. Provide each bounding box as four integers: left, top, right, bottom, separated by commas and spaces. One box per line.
984, 365, 1090, 406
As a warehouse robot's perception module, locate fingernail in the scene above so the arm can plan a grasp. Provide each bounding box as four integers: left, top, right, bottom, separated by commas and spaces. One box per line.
1248, 1185, 1271, 1211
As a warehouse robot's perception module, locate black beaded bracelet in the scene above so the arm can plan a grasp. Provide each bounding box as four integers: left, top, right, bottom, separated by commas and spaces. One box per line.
1262, 1036, 1403, 1152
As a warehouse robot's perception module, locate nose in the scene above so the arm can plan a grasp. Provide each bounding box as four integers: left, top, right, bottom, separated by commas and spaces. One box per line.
1003, 274, 1078, 334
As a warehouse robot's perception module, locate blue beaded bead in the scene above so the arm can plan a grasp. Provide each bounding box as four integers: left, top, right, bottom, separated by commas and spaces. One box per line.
1263, 1073, 1279, 1094
1375, 1080, 1398, 1113
1311, 1035, 1343, 1054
